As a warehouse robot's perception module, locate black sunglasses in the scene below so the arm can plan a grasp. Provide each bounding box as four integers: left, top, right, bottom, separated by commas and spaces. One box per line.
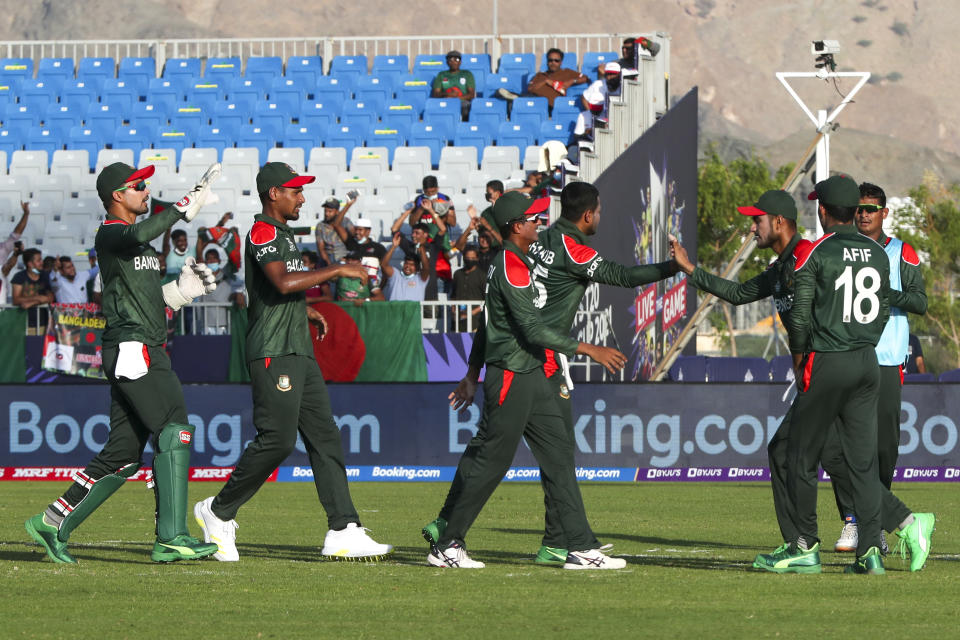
547, 58, 562, 63
857, 204, 882, 213
114, 180, 147, 193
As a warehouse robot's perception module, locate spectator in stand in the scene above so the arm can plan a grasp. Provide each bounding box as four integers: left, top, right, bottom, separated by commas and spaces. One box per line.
196, 211, 242, 280
50, 256, 92, 304
197, 247, 245, 335
334, 251, 384, 304
394, 189, 453, 295
1, 201, 29, 302
497, 48, 588, 110
11, 247, 54, 334
906, 333, 926, 374
410, 175, 454, 229
450, 244, 486, 331
393, 221, 444, 303
431, 50, 476, 120
301, 250, 332, 304
316, 195, 355, 267
330, 202, 387, 292
382, 232, 429, 301
42, 255, 57, 275
477, 180, 504, 246
614, 36, 660, 72
162, 228, 192, 285
475, 230, 497, 273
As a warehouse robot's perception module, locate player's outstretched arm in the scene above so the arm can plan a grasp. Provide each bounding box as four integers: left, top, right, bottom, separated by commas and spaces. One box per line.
263, 260, 368, 296
889, 247, 927, 314
669, 234, 769, 305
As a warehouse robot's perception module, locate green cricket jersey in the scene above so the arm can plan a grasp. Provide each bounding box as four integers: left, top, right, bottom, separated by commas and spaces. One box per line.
96, 208, 180, 348
529, 217, 675, 337
468, 240, 579, 373
245, 213, 313, 362
789, 224, 890, 354
688, 233, 811, 329
877, 232, 926, 314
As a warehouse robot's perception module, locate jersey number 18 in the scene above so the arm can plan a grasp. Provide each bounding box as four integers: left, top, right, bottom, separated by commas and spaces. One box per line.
834, 265, 881, 324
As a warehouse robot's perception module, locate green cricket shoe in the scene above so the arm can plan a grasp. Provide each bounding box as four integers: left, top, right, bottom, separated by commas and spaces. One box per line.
421, 517, 447, 546
844, 546, 885, 575
534, 545, 568, 566
752, 542, 822, 574
25, 513, 76, 564
895, 512, 935, 572
151, 535, 219, 563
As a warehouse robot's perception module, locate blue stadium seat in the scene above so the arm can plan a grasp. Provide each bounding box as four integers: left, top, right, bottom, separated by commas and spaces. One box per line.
539, 51, 577, 72
24, 127, 60, 159
412, 54, 446, 82
241, 56, 283, 87
228, 75, 269, 104
0, 58, 33, 80
282, 123, 324, 158
423, 98, 461, 137
268, 76, 307, 118
453, 122, 494, 157
169, 106, 207, 138
377, 118, 410, 142
498, 53, 536, 77
236, 123, 278, 160
313, 76, 350, 107
667, 355, 707, 382
395, 75, 429, 112
353, 76, 391, 111
147, 77, 187, 113
341, 99, 379, 129
205, 56, 242, 81
581, 51, 619, 75
329, 55, 367, 89
154, 125, 191, 161
19, 79, 60, 112
938, 368, 960, 382
252, 100, 292, 134
196, 123, 236, 157
769, 355, 795, 382
77, 57, 115, 86
566, 82, 587, 101
462, 53, 492, 72
113, 124, 154, 158
65, 127, 101, 169
407, 122, 446, 167
469, 98, 507, 129
368, 127, 404, 158
539, 120, 573, 144
212, 101, 249, 130
553, 96, 582, 119
381, 100, 419, 131
324, 123, 367, 159
485, 72, 525, 97
163, 58, 201, 79
37, 58, 74, 84
285, 56, 323, 86
100, 79, 140, 113
5, 103, 42, 130
129, 102, 169, 131
44, 104, 83, 138
0, 128, 21, 158
61, 80, 99, 113
0, 83, 16, 108
300, 100, 339, 129
496, 121, 537, 148
371, 55, 408, 90
706, 357, 771, 382
118, 57, 156, 88
510, 96, 549, 129
185, 81, 225, 111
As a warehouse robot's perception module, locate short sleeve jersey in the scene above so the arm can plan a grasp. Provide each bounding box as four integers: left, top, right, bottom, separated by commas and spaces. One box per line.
245, 213, 313, 362
432, 70, 475, 98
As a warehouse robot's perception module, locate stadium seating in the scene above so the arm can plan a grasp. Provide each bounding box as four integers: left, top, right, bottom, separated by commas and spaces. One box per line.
113, 125, 153, 159
77, 57, 115, 86
341, 99, 379, 129
481, 146, 520, 176
453, 122, 494, 157
407, 123, 446, 167
267, 147, 305, 173
484, 72, 525, 97
163, 57, 201, 79
307, 147, 347, 186
371, 55, 409, 89
539, 51, 578, 72
496, 121, 537, 149
205, 56, 242, 81
61, 80, 99, 112
329, 55, 368, 89
284, 56, 322, 86
119, 57, 156, 87
236, 124, 277, 160
392, 146, 432, 184
300, 100, 339, 129
412, 54, 445, 83
423, 99, 461, 138
326, 123, 367, 159
395, 75, 430, 111
282, 123, 324, 158
510, 96, 549, 130
582, 51, 619, 74
21, 79, 60, 112
96, 149, 135, 174
498, 53, 536, 78
353, 76, 391, 112
313, 76, 350, 107
368, 128, 404, 158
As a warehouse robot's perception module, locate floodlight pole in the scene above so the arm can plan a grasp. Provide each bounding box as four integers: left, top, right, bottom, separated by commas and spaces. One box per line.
775, 70, 871, 236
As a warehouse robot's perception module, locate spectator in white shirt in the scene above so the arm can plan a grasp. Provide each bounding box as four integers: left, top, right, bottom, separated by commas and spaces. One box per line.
49, 256, 92, 304
382, 232, 429, 301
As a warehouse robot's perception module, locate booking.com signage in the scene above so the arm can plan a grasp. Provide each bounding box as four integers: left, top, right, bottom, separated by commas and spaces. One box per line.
2, 384, 958, 481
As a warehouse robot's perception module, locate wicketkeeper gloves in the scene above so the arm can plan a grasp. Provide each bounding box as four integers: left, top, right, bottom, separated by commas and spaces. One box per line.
161, 257, 218, 311
174, 162, 221, 222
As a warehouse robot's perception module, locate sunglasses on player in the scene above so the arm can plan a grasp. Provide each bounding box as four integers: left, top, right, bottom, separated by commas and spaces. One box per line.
856, 203, 882, 213
114, 180, 148, 193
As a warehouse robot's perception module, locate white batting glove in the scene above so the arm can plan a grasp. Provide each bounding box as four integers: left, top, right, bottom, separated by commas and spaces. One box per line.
161, 257, 218, 310
174, 162, 222, 222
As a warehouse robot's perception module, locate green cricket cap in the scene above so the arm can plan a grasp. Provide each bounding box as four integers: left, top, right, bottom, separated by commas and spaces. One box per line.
256, 162, 315, 194
96, 162, 155, 202
807, 174, 860, 207
490, 192, 550, 227
737, 189, 797, 220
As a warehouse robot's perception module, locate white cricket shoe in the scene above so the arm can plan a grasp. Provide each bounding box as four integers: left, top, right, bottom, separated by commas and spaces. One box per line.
427, 542, 485, 569
834, 521, 858, 553
563, 547, 627, 570
193, 497, 239, 562
321, 523, 393, 561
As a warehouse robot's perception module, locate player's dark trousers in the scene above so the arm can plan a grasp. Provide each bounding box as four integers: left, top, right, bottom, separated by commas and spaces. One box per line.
766, 404, 799, 543
212, 355, 359, 529
438, 366, 598, 551
785, 348, 884, 557
825, 364, 904, 519
61, 344, 186, 505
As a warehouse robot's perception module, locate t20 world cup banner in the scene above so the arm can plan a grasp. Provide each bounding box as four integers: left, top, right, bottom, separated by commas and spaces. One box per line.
41, 304, 106, 379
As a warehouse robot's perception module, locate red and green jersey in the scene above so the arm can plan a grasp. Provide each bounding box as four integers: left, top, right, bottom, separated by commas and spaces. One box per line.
431, 70, 475, 98
245, 213, 313, 362
789, 224, 890, 354
96, 208, 181, 348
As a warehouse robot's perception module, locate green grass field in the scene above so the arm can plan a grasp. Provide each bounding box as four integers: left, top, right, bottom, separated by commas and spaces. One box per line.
2, 481, 956, 638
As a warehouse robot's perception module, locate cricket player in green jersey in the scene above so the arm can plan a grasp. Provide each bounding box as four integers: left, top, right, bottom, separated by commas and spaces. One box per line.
194, 163, 392, 562
26, 161, 222, 563
423, 191, 628, 569
755, 175, 893, 574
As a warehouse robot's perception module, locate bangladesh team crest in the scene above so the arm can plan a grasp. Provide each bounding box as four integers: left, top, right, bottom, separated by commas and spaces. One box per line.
559, 383, 570, 399
277, 375, 292, 392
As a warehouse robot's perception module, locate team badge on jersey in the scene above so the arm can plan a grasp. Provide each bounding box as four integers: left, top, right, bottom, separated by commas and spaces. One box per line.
559, 383, 570, 399
277, 375, 292, 392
